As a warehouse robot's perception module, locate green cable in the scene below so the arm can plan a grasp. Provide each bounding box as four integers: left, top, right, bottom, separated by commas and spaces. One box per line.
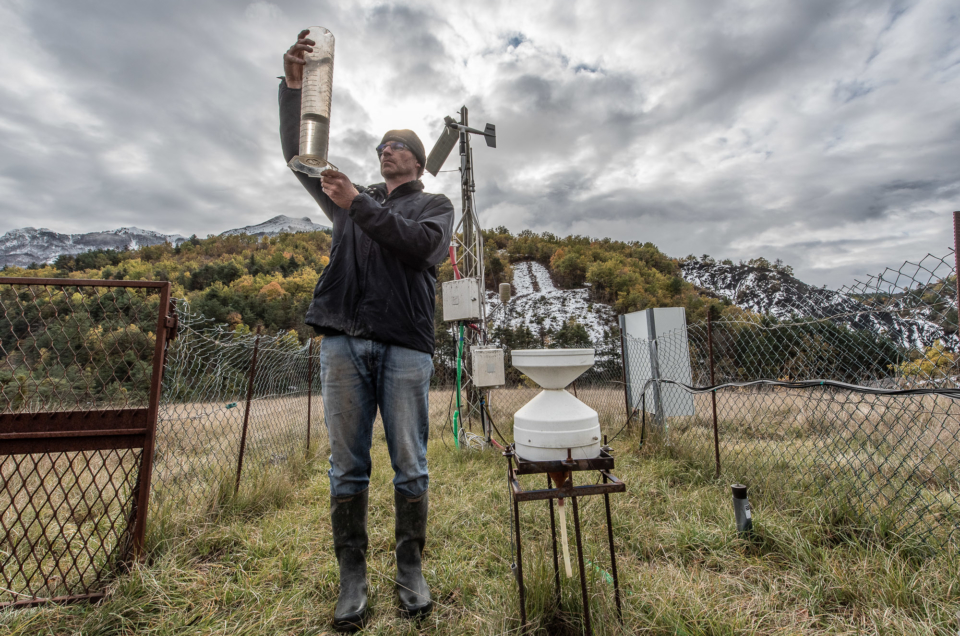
454, 323, 464, 449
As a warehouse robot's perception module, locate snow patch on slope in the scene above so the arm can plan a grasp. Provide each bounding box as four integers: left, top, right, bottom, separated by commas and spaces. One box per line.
0, 227, 187, 268
219, 215, 329, 238
0, 215, 331, 269
487, 261, 617, 344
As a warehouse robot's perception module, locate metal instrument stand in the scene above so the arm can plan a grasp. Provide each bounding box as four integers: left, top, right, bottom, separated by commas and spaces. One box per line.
504, 444, 626, 635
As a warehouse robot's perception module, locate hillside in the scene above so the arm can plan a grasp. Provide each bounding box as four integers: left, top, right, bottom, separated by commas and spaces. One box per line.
4, 223, 953, 357
681, 256, 957, 350
0, 215, 329, 269
487, 261, 616, 345
0, 227, 187, 269
2, 227, 720, 356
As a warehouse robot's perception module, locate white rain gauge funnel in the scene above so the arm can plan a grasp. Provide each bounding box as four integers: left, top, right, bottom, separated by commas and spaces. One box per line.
288, 26, 338, 177
512, 349, 602, 462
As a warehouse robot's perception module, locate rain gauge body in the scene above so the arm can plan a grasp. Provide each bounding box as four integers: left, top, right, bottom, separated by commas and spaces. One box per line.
511, 349, 601, 462
289, 26, 337, 177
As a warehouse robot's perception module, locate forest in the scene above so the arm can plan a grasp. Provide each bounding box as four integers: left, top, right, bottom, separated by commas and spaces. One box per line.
3, 227, 737, 342
2, 227, 920, 408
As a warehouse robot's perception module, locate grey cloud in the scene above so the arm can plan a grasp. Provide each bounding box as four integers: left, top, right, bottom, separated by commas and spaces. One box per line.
0, 0, 957, 289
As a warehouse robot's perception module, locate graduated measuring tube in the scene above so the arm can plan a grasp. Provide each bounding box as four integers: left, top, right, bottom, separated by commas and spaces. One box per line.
288, 26, 337, 176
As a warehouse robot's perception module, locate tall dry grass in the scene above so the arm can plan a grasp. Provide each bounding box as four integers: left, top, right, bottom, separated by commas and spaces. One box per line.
3, 424, 960, 635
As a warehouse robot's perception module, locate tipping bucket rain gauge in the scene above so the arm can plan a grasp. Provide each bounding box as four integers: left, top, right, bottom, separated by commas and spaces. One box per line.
510, 348, 602, 579
504, 349, 626, 634
288, 26, 337, 177
511, 348, 602, 463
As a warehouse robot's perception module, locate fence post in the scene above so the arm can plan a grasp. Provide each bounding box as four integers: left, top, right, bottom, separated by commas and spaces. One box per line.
954, 211, 959, 320
306, 337, 314, 455
236, 325, 261, 494
708, 309, 720, 479
132, 283, 173, 561
619, 328, 631, 430
645, 309, 665, 433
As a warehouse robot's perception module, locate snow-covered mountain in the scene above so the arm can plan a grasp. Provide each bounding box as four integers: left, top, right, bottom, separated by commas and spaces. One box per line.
487, 261, 617, 344
219, 215, 329, 238
0, 227, 188, 269
0, 215, 330, 268
681, 257, 955, 350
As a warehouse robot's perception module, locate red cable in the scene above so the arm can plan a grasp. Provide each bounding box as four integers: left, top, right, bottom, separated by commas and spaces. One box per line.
448, 245, 462, 280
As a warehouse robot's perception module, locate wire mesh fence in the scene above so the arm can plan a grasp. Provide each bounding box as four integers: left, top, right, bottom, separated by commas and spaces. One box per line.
3, 246, 955, 608
0, 278, 172, 607
623, 251, 960, 546
153, 308, 319, 513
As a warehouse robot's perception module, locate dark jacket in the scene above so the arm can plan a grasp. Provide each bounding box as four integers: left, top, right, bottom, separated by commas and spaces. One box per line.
279, 80, 454, 355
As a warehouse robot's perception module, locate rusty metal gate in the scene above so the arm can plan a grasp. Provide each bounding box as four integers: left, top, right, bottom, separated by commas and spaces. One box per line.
0, 278, 176, 608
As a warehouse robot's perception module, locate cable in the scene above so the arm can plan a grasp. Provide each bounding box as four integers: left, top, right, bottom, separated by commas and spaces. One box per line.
440, 377, 454, 451
483, 400, 511, 448
453, 323, 465, 450
606, 376, 960, 446
659, 377, 960, 399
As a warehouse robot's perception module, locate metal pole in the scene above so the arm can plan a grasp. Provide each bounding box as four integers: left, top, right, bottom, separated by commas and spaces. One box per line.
236, 326, 261, 494
602, 470, 623, 622
511, 468, 526, 628
619, 327, 631, 429
954, 212, 959, 336
460, 106, 475, 280
708, 311, 720, 479
646, 309, 665, 432
570, 491, 592, 636
640, 393, 646, 447
306, 338, 313, 455
132, 283, 173, 561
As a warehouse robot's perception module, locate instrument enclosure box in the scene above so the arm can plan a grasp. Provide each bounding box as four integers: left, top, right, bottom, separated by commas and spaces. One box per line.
471, 346, 505, 387
442, 278, 482, 322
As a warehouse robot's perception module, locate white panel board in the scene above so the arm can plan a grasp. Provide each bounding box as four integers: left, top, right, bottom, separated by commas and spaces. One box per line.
652, 308, 696, 417
621, 307, 695, 418
621, 310, 653, 414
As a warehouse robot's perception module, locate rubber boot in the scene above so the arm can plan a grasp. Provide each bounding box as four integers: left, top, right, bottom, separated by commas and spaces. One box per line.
331, 489, 369, 632
394, 489, 432, 618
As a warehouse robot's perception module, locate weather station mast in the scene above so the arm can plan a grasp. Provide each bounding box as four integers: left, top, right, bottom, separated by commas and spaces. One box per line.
425, 107, 503, 449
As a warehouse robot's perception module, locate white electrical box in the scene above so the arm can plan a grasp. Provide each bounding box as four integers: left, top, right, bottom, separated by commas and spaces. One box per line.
442, 278, 482, 322
471, 346, 505, 387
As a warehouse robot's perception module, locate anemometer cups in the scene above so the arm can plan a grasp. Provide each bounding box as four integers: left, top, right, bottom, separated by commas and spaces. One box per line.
511, 349, 603, 462
289, 26, 338, 178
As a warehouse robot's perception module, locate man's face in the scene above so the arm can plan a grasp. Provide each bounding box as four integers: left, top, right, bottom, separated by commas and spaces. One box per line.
379, 141, 421, 180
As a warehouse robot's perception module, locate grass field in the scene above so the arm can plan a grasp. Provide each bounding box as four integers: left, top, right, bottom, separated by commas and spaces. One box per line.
3, 418, 960, 635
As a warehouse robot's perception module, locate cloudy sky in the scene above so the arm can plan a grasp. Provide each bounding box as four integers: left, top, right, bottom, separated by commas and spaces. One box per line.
2, 0, 959, 287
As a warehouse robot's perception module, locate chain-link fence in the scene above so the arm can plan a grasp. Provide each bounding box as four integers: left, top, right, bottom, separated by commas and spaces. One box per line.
152, 300, 632, 509
153, 306, 320, 513
7, 247, 953, 607
624, 251, 960, 545
0, 278, 173, 607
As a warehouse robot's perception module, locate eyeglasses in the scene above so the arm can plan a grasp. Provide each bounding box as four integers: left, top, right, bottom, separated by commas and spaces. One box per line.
376, 141, 409, 155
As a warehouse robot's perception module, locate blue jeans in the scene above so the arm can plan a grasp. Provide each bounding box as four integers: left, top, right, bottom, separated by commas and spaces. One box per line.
320, 335, 432, 499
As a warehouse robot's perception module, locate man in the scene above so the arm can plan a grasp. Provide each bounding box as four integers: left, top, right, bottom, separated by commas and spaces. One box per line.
280, 29, 454, 632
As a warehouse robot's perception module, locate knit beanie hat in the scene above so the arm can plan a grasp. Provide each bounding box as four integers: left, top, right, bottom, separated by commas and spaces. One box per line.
380, 129, 426, 176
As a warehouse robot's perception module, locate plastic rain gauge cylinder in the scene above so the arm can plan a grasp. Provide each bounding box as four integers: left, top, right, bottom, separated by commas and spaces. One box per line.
288, 26, 337, 177
511, 349, 602, 462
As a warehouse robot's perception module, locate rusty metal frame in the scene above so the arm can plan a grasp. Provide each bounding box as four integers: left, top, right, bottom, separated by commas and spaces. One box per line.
0, 278, 176, 609
504, 445, 625, 635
